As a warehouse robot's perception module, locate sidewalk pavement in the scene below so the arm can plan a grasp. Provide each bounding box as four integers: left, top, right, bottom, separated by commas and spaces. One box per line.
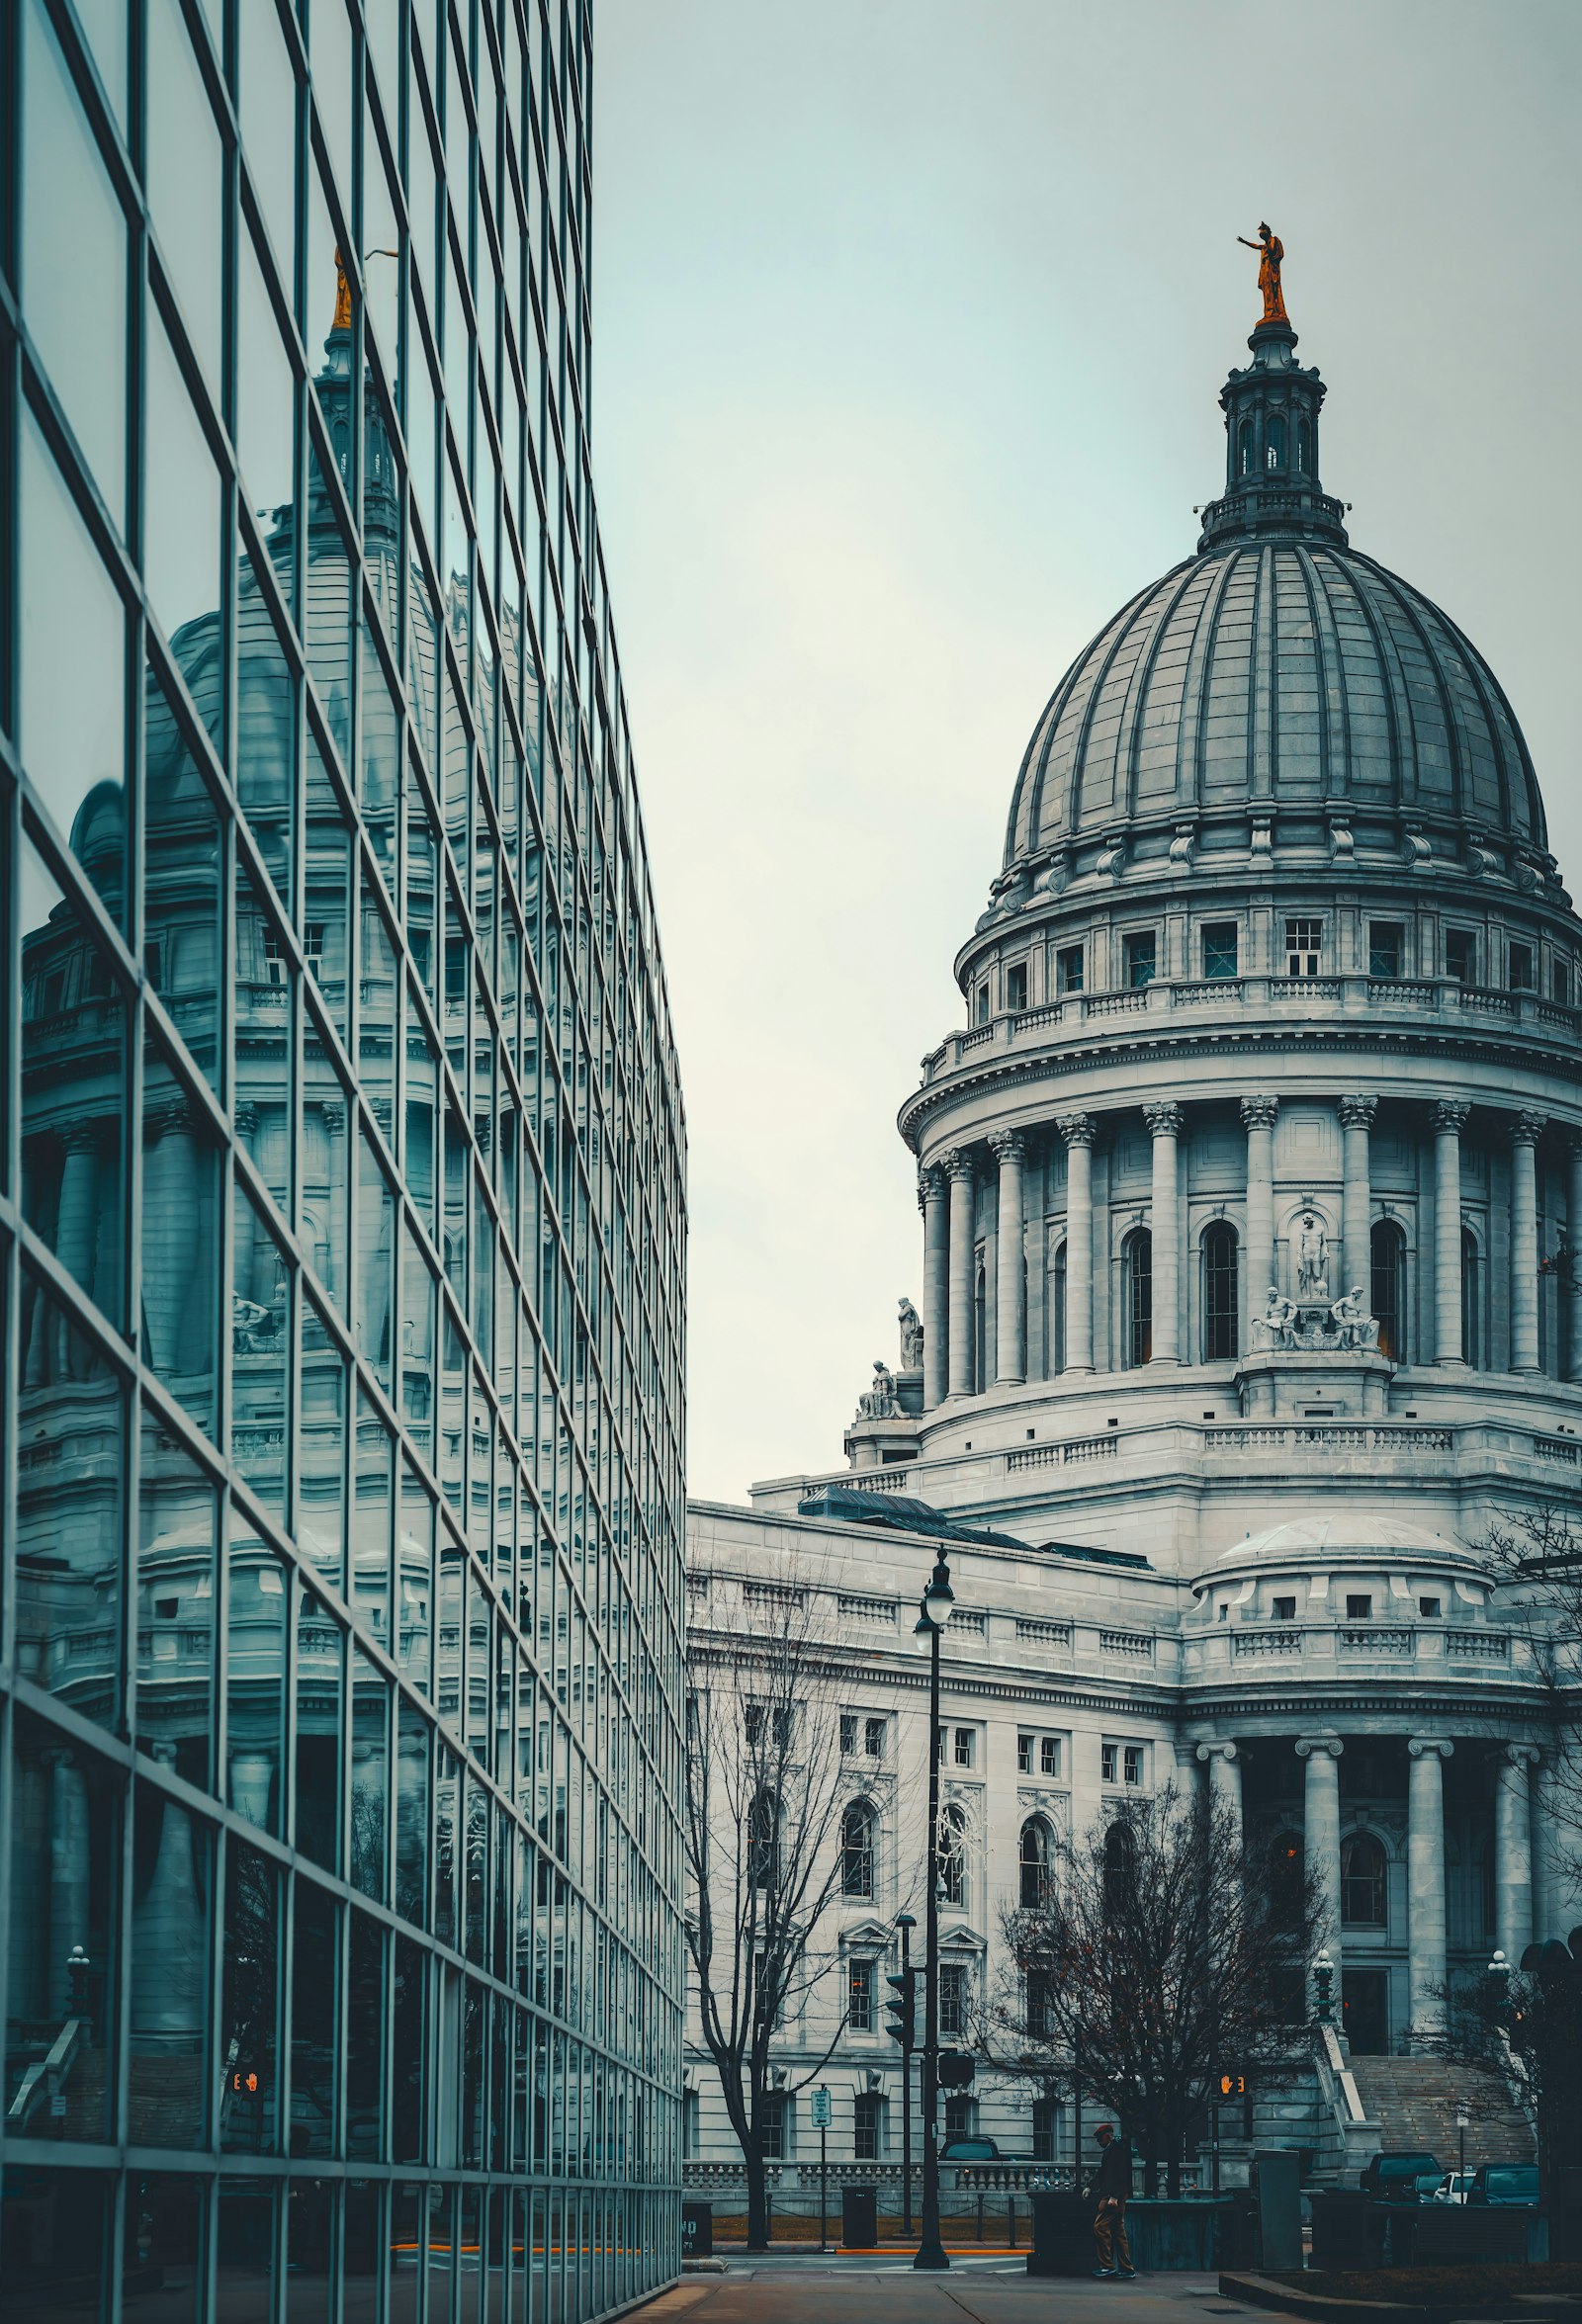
630, 2261, 1303, 2323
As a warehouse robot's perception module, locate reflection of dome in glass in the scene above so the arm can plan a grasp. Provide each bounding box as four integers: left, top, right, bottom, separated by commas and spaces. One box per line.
68, 777, 127, 907
1002, 315, 1545, 878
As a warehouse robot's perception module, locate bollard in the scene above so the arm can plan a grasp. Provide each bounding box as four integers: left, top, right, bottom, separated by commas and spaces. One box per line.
976, 2194, 985, 2242
1009, 2195, 1017, 2249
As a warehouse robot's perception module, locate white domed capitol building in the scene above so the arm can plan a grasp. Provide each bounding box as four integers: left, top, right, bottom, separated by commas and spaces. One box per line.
684, 263, 1582, 2189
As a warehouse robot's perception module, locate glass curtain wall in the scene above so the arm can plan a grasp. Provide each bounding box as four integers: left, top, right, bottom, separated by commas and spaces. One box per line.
0, 1, 687, 2316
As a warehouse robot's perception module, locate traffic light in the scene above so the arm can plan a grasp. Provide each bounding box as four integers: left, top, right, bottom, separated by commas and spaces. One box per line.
885, 1969, 917, 2050
1216, 2069, 1249, 2101
938, 2050, 976, 2091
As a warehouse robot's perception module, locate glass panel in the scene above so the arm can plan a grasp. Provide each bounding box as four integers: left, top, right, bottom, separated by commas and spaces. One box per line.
398, 1463, 435, 1700
356, 1128, 396, 1387
144, 313, 224, 746
146, 0, 223, 390
359, 869, 399, 1142
76, 0, 130, 134
7, 1712, 124, 2144
14, 1271, 124, 1733
23, 0, 129, 518
401, 1232, 438, 1444
231, 1179, 291, 1518
0, 2167, 113, 2306
363, 615, 403, 861
220, 1843, 281, 2152
351, 1657, 391, 1906
405, 766, 440, 1000
19, 832, 127, 1324
226, 1527, 288, 1835
129, 1796, 213, 2147
306, 439, 353, 761
238, 0, 298, 283
219, 2179, 278, 2308
351, 1388, 393, 1626
19, 413, 129, 906
396, 1709, 431, 1928
136, 1410, 216, 1788
295, 1586, 345, 1873
347, 1917, 387, 2164
310, 0, 355, 212
302, 1016, 350, 1311
238, 229, 300, 617
235, 862, 295, 1206
300, 1293, 349, 1588
141, 1043, 220, 1434
305, 740, 353, 1038
143, 664, 223, 1089
291, 1886, 339, 2157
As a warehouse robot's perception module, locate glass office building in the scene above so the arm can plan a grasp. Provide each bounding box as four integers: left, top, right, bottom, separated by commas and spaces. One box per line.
0, 0, 687, 2314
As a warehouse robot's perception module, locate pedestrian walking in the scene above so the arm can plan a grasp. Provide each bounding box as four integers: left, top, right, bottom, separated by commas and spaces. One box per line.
1089, 2123, 1136, 2279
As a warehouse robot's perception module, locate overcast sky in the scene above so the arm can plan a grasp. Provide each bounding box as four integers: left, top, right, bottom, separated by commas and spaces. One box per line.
589, 0, 1582, 1505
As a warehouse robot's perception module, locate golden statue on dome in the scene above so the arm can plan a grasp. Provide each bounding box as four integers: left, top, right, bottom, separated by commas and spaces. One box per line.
1237, 222, 1287, 326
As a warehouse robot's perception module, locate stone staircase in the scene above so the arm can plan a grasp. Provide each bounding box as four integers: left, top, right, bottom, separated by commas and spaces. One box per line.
1347, 2056, 1533, 2167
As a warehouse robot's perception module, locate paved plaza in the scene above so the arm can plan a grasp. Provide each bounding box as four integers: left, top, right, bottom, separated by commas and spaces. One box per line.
634, 2263, 1302, 2323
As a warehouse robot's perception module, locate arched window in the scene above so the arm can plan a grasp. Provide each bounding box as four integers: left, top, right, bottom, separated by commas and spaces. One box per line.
1340, 1831, 1387, 1928
1238, 421, 1254, 477
841, 1802, 875, 1900
939, 1806, 967, 1907
1202, 1222, 1239, 1360
1267, 415, 1287, 471
747, 1788, 778, 1890
1461, 1228, 1481, 1369
1296, 418, 1312, 473
1124, 1229, 1153, 1367
1272, 1829, 1306, 1933
1102, 1820, 1137, 1918
1019, 1817, 1054, 1911
1371, 1220, 1406, 1362
973, 1257, 987, 1394
1050, 1239, 1067, 1376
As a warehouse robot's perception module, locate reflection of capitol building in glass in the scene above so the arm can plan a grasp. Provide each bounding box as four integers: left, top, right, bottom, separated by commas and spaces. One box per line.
3, 4, 684, 2313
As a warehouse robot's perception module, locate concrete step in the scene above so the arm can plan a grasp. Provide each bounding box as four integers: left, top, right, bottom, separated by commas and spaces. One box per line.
1347, 2056, 1532, 2166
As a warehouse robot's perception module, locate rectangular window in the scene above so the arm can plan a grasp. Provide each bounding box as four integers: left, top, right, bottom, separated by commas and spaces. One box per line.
953, 1728, 975, 1767
1368, 922, 1405, 978
1553, 960, 1571, 1006
1123, 1744, 1144, 1786
1419, 1595, 1442, 1618
761, 2092, 785, 2160
1006, 962, 1028, 1013
1445, 928, 1474, 983
939, 1964, 967, 2038
840, 1713, 857, 1755
1273, 1595, 1297, 1621
1017, 1735, 1033, 1773
1032, 2098, 1058, 2162
847, 1960, 874, 2031
1509, 940, 1536, 991
1100, 1742, 1118, 1784
943, 2095, 973, 2142
853, 2092, 882, 2160
1285, 917, 1322, 977
1056, 944, 1084, 995
975, 984, 991, 1025
935, 1723, 946, 1765
864, 1716, 886, 1759
1123, 930, 1157, 989
1040, 1736, 1060, 1777
1201, 922, 1239, 979
1346, 1593, 1372, 1620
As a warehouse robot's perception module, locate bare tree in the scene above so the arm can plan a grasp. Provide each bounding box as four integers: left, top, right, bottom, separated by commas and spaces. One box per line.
1435, 1937, 1582, 2237
1474, 1499, 1582, 1875
684, 1563, 864, 2250
985, 1785, 1321, 2195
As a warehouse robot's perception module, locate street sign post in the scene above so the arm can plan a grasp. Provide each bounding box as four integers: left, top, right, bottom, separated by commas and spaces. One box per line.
812, 2086, 833, 2250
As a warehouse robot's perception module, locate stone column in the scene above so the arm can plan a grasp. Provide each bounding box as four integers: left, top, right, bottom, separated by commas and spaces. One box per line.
1495, 1745, 1538, 1966
920, 1166, 949, 1410
1508, 1112, 1544, 1374
1196, 1741, 1242, 1838
1241, 1095, 1278, 1308
1407, 1736, 1453, 2038
142, 1100, 199, 1376
1432, 1103, 1469, 1364
1567, 1136, 1582, 1383
1338, 1096, 1376, 1307
1057, 1114, 1096, 1373
945, 1150, 977, 1399
1144, 1101, 1184, 1363
1297, 1734, 1345, 1958
990, 1131, 1027, 1386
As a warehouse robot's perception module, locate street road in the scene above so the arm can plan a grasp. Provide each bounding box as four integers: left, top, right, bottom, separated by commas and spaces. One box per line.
633, 2262, 1300, 2323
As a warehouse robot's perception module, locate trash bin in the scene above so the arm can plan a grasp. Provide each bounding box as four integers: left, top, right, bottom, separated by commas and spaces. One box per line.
1027, 2192, 1093, 2277
841, 2186, 878, 2248
680, 2201, 712, 2261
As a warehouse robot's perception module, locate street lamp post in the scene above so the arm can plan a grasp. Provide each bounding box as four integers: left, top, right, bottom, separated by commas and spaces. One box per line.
914, 1551, 955, 2274
897, 1913, 916, 2236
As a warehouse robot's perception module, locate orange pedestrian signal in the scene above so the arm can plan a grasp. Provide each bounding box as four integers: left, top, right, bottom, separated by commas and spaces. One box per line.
1217, 2071, 1248, 2099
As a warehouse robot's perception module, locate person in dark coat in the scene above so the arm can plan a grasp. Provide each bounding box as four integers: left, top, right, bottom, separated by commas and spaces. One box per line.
1089, 2123, 1136, 2278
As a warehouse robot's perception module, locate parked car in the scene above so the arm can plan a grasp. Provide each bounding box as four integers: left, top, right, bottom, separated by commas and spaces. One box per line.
1431, 2172, 1473, 2205
1468, 2163, 1538, 2206
1414, 2171, 1447, 2203
1360, 2151, 1441, 2202
940, 2138, 1005, 2163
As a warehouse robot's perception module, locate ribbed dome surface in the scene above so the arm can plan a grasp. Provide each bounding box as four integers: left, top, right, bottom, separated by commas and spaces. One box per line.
1005, 541, 1543, 867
